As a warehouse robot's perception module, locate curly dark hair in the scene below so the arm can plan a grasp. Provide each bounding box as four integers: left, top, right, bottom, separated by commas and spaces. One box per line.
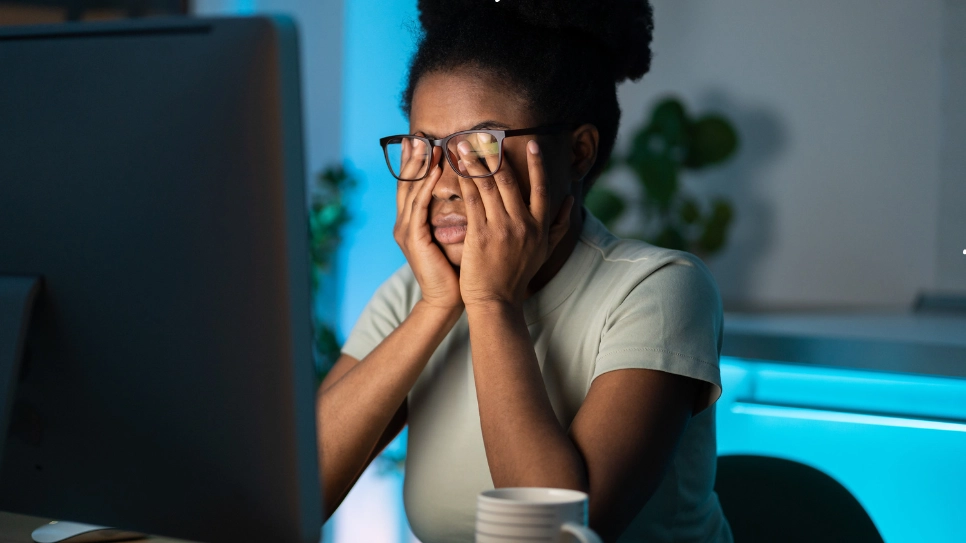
401, 0, 654, 190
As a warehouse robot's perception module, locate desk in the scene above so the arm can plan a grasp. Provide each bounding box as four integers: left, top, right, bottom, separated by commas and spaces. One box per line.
717, 310, 966, 543
0, 512, 197, 543
722, 312, 966, 378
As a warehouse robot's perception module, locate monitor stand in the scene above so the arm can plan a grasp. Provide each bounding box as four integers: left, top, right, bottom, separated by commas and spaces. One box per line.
30, 520, 146, 542
0, 275, 41, 463
0, 281, 149, 543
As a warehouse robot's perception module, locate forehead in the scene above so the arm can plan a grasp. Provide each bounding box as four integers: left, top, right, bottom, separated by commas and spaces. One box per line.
409, 68, 535, 136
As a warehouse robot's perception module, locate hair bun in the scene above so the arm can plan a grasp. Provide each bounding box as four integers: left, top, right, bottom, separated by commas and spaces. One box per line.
416, 0, 653, 83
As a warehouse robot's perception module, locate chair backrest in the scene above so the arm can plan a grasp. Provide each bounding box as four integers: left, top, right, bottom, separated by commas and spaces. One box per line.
715, 455, 883, 543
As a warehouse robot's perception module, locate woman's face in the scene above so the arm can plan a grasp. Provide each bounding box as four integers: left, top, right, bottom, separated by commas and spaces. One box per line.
408, 68, 573, 267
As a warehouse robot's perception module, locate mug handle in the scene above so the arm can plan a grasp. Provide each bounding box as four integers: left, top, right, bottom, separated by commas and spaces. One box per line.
560, 522, 603, 543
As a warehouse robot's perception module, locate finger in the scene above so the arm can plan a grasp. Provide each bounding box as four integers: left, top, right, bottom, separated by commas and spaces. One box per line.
468, 131, 501, 175
526, 139, 551, 229
457, 169, 487, 230
400, 137, 412, 168
397, 176, 417, 222
494, 173, 527, 220
456, 140, 506, 222
394, 140, 410, 216
411, 148, 442, 232
396, 177, 407, 218
403, 146, 440, 226
395, 139, 423, 217
465, 132, 529, 219
399, 138, 429, 181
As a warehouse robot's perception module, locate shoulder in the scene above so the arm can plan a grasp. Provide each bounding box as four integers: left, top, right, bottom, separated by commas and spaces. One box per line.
344, 263, 416, 336
577, 212, 724, 408
368, 262, 421, 318
578, 212, 721, 312
341, 263, 420, 361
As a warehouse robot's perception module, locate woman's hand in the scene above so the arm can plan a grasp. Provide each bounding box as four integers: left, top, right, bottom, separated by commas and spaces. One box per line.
456, 138, 574, 310
393, 144, 463, 311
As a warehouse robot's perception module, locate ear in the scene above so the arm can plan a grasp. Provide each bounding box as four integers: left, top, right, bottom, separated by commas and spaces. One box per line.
570, 124, 599, 188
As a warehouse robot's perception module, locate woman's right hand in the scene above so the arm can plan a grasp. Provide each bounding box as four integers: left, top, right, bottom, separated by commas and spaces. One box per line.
393, 143, 463, 311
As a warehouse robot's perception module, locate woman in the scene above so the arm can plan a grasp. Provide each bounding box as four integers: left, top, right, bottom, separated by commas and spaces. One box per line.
317, 1, 732, 541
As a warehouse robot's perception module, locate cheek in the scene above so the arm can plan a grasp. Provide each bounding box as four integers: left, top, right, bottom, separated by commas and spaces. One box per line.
504, 150, 533, 200
505, 147, 569, 205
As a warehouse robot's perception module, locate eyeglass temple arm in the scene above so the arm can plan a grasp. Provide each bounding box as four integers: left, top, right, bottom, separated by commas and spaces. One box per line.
502, 123, 576, 137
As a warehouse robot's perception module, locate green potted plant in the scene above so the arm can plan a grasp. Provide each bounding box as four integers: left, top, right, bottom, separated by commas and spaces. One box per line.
586, 96, 739, 257
308, 165, 355, 384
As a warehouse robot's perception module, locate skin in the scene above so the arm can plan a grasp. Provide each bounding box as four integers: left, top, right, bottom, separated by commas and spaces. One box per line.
317, 67, 701, 542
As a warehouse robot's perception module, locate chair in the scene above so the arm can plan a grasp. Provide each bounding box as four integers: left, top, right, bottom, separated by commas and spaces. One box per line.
714, 455, 883, 543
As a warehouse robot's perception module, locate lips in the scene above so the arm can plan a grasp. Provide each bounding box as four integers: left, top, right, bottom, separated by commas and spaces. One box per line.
431, 213, 467, 244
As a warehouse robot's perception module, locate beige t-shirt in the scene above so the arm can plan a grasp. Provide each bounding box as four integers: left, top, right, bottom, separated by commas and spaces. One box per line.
342, 211, 732, 543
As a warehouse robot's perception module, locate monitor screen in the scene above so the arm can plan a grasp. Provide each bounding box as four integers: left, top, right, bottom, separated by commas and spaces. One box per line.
0, 16, 323, 543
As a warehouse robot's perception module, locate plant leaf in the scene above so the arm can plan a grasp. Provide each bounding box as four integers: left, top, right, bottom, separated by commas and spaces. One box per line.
697, 199, 734, 254
628, 125, 661, 168
679, 197, 701, 225
313, 322, 341, 384
650, 97, 690, 157
632, 155, 678, 210
686, 115, 738, 169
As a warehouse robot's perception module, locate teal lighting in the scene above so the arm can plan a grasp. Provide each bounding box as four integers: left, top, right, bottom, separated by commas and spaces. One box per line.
718, 357, 966, 543
731, 403, 966, 433
339, 0, 418, 339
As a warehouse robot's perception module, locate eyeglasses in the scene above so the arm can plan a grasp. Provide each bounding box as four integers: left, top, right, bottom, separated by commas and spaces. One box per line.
379, 124, 571, 181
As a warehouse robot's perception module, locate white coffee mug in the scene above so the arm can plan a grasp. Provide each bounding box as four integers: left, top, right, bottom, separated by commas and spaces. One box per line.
476, 487, 603, 543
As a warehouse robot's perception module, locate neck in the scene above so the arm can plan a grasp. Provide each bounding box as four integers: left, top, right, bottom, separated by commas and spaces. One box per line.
525, 205, 585, 299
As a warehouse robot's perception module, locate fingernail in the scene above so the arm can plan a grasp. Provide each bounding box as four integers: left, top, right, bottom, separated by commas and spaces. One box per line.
457, 141, 471, 155
458, 159, 466, 172
528, 140, 539, 155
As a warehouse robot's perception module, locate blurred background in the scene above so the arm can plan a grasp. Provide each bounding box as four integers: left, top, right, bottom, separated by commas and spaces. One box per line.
3, 1, 963, 541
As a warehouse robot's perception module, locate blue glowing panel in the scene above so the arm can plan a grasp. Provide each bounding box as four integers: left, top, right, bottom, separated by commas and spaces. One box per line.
718, 358, 966, 543
339, 0, 418, 338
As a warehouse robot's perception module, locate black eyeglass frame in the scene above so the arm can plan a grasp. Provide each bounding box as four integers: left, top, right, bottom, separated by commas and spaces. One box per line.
378, 123, 574, 181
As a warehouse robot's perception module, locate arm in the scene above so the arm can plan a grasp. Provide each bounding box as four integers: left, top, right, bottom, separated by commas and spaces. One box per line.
455, 138, 710, 541
466, 304, 698, 542
318, 146, 464, 516
317, 301, 461, 516
570, 369, 697, 541
465, 302, 587, 490
320, 354, 405, 514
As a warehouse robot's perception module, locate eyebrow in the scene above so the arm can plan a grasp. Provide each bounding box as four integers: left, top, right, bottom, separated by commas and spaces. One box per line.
418, 120, 511, 140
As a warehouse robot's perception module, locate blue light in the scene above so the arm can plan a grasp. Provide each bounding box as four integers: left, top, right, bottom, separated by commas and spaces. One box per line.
730, 402, 966, 433
339, 0, 418, 340
718, 357, 966, 543
232, 0, 256, 15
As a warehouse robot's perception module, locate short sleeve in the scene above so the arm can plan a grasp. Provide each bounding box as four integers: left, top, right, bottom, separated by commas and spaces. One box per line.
592, 258, 724, 411
341, 264, 418, 361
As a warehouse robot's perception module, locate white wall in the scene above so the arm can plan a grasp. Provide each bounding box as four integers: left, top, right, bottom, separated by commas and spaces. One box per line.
609, 0, 955, 309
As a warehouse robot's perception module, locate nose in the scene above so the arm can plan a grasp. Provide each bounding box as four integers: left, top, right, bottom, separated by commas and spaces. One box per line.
432, 153, 462, 202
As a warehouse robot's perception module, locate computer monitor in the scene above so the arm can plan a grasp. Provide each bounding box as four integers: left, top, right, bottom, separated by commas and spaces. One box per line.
0, 16, 323, 543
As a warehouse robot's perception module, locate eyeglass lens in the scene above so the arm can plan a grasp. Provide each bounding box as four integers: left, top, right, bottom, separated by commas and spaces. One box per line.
385, 131, 502, 181
385, 137, 431, 181
445, 132, 500, 178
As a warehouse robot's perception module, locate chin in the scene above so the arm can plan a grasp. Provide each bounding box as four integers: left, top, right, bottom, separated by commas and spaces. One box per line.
440, 243, 463, 268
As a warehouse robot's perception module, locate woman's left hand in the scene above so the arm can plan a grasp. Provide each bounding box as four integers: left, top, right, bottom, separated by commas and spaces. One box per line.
456, 138, 574, 310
